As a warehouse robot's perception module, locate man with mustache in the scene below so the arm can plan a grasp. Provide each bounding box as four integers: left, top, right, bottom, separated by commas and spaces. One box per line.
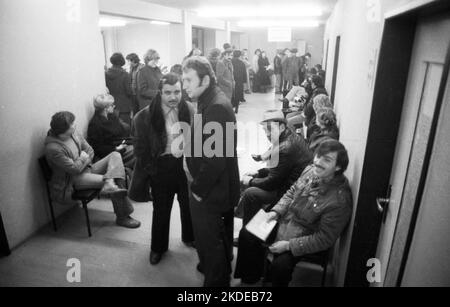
129, 73, 195, 265
235, 139, 353, 286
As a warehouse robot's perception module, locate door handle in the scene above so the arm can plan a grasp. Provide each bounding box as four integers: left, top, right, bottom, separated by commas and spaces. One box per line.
376, 198, 390, 213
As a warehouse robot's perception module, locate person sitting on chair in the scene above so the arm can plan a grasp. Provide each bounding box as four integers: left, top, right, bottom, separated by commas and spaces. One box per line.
234, 139, 353, 286
236, 110, 312, 226
45, 111, 141, 229
88, 94, 135, 169
308, 108, 339, 153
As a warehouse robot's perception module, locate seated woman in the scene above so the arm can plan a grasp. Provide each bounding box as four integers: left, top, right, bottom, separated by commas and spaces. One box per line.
45, 111, 140, 228
309, 108, 340, 153
234, 140, 353, 286
87, 94, 135, 169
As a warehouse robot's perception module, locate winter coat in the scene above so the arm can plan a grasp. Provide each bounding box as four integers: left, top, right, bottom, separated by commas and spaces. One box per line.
87, 112, 130, 159
105, 66, 133, 113
272, 166, 353, 257
128, 96, 194, 202
44, 132, 95, 204
136, 65, 163, 110
185, 86, 240, 214
250, 128, 312, 197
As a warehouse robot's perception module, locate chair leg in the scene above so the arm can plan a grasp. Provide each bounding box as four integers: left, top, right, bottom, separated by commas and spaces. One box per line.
82, 202, 92, 237
321, 263, 328, 287
49, 202, 57, 232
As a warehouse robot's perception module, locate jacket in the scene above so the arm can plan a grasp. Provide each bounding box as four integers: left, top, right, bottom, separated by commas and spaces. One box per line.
136, 65, 163, 110
105, 66, 133, 113
44, 132, 95, 204
272, 166, 353, 257
210, 58, 234, 101
185, 86, 240, 213
128, 95, 194, 202
87, 112, 130, 159
249, 129, 312, 196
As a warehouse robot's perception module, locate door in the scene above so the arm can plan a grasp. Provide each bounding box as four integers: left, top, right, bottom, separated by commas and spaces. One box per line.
330, 36, 340, 104
374, 12, 450, 286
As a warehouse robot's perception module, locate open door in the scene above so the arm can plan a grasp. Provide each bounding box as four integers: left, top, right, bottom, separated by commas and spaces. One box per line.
375, 11, 450, 287
0, 210, 10, 257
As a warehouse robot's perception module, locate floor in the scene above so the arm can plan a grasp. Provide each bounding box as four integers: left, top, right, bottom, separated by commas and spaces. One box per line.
0, 90, 325, 287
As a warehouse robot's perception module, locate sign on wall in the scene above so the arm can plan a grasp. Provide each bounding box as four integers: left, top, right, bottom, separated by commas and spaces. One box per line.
268, 27, 292, 42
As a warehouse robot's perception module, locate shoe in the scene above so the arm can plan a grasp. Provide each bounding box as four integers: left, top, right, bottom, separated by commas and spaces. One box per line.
196, 263, 204, 274
149, 251, 162, 265
116, 216, 141, 229
233, 237, 239, 247
101, 184, 127, 197
183, 241, 196, 248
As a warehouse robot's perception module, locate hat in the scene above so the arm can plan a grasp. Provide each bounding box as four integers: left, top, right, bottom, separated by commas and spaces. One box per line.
93, 94, 115, 109
260, 110, 287, 125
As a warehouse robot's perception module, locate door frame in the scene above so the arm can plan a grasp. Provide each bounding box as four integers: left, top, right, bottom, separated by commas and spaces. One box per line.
344, 0, 450, 287
0, 210, 11, 257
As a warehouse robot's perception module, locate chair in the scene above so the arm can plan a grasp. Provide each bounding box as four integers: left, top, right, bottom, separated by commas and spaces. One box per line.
38, 156, 100, 237
262, 248, 332, 287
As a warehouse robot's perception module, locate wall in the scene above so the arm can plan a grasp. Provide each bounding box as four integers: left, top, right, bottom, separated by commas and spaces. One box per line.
323, 0, 441, 286
103, 22, 173, 68
244, 26, 325, 67
98, 0, 182, 23
0, 0, 106, 248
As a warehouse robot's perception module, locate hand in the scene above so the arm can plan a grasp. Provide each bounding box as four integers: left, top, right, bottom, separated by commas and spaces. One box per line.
192, 193, 202, 202
80, 151, 89, 160
269, 241, 290, 254
251, 154, 262, 162
241, 175, 253, 186
244, 170, 258, 177
267, 211, 279, 222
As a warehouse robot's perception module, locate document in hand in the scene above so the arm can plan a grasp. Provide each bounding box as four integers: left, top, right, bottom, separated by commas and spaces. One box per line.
245, 209, 278, 242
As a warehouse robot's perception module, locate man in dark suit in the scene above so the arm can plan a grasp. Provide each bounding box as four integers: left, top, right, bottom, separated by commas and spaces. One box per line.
182, 56, 240, 287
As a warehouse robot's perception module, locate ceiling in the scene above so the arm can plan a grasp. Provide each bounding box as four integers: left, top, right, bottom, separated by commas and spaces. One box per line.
140, 0, 337, 23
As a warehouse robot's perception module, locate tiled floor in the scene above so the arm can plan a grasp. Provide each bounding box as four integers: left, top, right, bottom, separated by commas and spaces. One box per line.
0, 90, 324, 287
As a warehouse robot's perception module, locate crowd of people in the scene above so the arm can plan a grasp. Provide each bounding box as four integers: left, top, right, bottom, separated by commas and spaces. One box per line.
43, 43, 352, 287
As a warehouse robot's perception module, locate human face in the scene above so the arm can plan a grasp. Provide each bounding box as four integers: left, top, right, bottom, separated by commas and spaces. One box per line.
193, 49, 202, 56
225, 52, 232, 61
149, 53, 160, 67
58, 123, 76, 141
161, 82, 182, 108
182, 68, 209, 100
313, 151, 341, 180
106, 103, 115, 115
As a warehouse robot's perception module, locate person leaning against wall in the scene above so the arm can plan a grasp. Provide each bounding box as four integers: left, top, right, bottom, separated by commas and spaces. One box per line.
87, 94, 135, 169
234, 139, 353, 286
136, 49, 163, 111
45, 112, 141, 228
105, 53, 133, 126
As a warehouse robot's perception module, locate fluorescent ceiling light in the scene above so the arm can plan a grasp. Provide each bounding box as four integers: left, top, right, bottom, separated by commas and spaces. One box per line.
151, 21, 170, 25
197, 6, 322, 18
238, 20, 320, 28
99, 17, 127, 27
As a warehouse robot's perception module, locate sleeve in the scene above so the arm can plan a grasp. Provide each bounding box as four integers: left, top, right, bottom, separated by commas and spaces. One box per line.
45, 145, 89, 176
249, 150, 293, 191
124, 73, 133, 97
216, 62, 233, 89
190, 104, 229, 199
271, 179, 299, 218
288, 196, 352, 257
138, 70, 158, 99
131, 113, 149, 162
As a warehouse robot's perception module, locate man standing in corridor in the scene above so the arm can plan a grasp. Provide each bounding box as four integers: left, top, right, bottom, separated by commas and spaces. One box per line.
182, 56, 240, 287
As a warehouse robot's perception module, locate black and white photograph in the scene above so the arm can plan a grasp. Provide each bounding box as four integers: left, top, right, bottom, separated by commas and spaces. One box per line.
1, 0, 450, 290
